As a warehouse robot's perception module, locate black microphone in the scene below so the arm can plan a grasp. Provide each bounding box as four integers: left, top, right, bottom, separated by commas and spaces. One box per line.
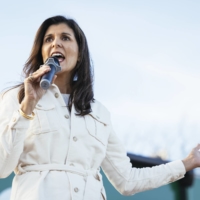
40, 57, 61, 90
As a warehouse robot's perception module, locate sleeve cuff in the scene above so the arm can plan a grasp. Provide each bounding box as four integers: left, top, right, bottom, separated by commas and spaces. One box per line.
167, 160, 186, 182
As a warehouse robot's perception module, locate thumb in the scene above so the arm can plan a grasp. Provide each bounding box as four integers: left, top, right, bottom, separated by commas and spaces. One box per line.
52, 75, 57, 84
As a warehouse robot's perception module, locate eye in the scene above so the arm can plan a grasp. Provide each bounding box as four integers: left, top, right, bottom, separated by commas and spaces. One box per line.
45, 37, 53, 43
62, 36, 70, 41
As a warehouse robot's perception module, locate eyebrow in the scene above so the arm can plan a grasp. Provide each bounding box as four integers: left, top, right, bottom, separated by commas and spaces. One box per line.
44, 32, 72, 38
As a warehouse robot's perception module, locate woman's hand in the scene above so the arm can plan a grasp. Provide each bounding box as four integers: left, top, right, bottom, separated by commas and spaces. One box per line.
182, 144, 200, 172
20, 65, 57, 115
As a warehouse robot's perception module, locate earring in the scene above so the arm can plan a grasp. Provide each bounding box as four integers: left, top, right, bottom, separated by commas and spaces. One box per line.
73, 72, 78, 81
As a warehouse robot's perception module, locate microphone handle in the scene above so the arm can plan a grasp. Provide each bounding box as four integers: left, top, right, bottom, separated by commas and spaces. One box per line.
40, 64, 56, 90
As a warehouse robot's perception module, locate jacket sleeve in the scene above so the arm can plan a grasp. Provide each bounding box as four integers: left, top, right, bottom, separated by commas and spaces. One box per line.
101, 125, 186, 196
0, 89, 30, 178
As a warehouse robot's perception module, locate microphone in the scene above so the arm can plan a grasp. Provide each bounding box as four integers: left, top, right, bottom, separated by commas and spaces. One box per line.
40, 57, 61, 90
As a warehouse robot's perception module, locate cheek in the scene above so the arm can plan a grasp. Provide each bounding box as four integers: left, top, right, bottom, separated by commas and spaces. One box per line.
70, 47, 79, 60
41, 47, 45, 59
66, 44, 79, 58
41, 44, 49, 57
41, 50, 47, 62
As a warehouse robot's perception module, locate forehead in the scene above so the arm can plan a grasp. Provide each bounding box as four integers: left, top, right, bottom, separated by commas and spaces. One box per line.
45, 23, 75, 36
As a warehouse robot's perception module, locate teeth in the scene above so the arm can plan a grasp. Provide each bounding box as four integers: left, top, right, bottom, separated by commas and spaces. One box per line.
52, 53, 64, 57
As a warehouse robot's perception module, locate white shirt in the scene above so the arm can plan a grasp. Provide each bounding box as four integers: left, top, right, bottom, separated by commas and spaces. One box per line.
61, 94, 70, 106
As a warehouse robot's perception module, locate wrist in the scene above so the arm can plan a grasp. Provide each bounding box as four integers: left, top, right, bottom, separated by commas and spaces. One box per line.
20, 99, 37, 115
182, 157, 196, 172
19, 108, 35, 120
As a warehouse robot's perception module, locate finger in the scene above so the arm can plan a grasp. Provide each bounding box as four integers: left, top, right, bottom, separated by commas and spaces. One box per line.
37, 65, 51, 75
195, 144, 200, 149
193, 144, 200, 152
26, 67, 51, 83
36, 77, 41, 83
40, 64, 51, 70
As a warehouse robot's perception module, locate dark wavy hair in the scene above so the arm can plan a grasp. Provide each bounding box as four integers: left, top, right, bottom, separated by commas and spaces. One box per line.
17, 15, 94, 116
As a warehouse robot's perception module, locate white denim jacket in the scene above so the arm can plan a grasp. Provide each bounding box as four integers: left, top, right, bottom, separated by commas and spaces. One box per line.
0, 84, 186, 200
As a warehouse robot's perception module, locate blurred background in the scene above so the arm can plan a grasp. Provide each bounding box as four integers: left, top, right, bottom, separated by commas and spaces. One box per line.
0, 0, 200, 199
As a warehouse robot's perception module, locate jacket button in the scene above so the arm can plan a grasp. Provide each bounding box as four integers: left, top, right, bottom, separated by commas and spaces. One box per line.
70, 163, 74, 166
55, 93, 59, 98
74, 187, 79, 193
73, 136, 77, 142
65, 115, 69, 119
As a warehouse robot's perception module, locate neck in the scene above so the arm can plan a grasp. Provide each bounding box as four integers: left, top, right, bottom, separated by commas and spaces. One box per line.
54, 73, 72, 94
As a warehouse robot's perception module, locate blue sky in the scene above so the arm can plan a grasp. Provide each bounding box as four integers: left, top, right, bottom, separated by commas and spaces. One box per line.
0, 0, 200, 162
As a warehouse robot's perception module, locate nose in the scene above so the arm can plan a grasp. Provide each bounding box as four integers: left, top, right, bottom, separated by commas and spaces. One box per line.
51, 37, 62, 48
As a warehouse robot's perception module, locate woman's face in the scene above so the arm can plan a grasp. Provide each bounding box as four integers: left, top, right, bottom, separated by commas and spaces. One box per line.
41, 23, 79, 75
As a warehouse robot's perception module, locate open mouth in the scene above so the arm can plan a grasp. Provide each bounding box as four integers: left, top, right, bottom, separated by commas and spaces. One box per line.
51, 52, 65, 63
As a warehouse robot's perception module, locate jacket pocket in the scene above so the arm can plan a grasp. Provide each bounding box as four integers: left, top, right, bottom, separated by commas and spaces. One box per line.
84, 113, 110, 146
28, 103, 59, 135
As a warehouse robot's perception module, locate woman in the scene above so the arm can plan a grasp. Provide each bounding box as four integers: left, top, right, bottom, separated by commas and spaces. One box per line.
0, 15, 199, 200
